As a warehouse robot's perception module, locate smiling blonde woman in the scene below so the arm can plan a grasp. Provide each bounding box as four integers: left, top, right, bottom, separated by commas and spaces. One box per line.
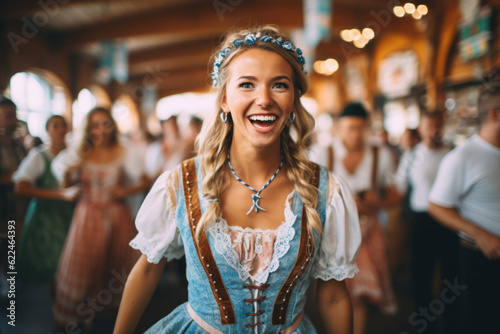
114, 25, 361, 334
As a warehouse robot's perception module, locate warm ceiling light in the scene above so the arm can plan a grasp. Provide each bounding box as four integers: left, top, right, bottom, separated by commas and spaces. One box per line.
313, 60, 324, 74
353, 35, 368, 48
324, 58, 339, 73
404, 3, 416, 14
393, 6, 405, 17
340, 29, 354, 42
412, 10, 422, 19
319, 61, 329, 74
350, 29, 361, 38
362, 28, 375, 40
417, 4, 428, 15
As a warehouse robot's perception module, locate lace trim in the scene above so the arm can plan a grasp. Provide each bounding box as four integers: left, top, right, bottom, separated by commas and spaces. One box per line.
208, 191, 297, 284
130, 228, 184, 265
313, 264, 359, 281
228, 224, 281, 235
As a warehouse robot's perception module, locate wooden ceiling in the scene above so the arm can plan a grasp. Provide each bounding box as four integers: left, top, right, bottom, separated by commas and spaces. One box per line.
1, 0, 405, 98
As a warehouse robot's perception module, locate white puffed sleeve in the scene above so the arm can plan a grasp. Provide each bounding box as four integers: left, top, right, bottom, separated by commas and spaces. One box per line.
312, 172, 361, 281
129, 168, 184, 264
12, 147, 47, 185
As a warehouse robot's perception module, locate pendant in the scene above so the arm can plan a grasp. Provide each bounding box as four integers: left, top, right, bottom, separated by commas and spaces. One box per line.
247, 193, 266, 215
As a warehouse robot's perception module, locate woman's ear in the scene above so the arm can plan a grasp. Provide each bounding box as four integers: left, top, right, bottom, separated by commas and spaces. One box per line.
221, 97, 229, 113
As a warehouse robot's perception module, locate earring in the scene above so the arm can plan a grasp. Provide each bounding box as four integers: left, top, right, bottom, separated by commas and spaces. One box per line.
220, 112, 228, 123
289, 111, 296, 123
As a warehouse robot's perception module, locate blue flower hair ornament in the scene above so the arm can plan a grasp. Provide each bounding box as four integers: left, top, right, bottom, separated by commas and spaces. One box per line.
211, 33, 308, 87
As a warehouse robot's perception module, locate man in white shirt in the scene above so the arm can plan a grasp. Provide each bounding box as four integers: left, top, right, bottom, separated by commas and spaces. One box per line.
310, 103, 399, 334
395, 111, 459, 334
429, 84, 500, 334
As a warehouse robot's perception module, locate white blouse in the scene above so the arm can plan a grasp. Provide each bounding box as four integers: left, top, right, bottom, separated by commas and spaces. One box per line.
13, 146, 54, 185
130, 166, 361, 283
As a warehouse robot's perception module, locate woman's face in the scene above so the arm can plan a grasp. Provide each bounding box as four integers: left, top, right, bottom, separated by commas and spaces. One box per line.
47, 117, 67, 144
222, 48, 295, 150
89, 111, 115, 146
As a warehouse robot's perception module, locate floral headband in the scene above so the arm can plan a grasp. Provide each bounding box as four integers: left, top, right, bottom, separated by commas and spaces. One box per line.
211, 32, 308, 87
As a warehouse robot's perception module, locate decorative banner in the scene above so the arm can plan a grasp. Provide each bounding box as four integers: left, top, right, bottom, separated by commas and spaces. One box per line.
293, 0, 332, 69
458, 6, 493, 62
96, 40, 129, 84
378, 51, 418, 99
96, 40, 113, 85
302, 0, 332, 47
113, 42, 129, 84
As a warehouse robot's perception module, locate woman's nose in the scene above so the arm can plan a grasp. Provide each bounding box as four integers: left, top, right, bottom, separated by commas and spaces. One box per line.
256, 87, 273, 109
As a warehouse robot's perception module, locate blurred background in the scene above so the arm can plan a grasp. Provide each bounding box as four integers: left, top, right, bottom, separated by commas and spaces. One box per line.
0, 0, 499, 333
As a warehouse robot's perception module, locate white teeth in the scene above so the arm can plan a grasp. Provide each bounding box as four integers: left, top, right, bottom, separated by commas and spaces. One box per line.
249, 115, 277, 122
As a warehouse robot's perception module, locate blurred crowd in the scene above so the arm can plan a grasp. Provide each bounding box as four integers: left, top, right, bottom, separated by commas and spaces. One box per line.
1, 83, 499, 334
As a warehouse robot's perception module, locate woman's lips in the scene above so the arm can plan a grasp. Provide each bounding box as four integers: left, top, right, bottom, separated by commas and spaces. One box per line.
248, 114, 279, 133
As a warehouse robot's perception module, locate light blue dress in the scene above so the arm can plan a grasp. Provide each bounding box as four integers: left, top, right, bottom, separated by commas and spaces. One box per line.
130, 158, 361, 333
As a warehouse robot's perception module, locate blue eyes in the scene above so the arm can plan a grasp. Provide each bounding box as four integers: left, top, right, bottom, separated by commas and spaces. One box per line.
239, 82, 253, 89
238, 82, 289, 89
273, 82, 289, 89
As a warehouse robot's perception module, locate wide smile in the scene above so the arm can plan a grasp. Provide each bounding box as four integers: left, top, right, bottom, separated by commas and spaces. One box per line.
247, 114, 279, 133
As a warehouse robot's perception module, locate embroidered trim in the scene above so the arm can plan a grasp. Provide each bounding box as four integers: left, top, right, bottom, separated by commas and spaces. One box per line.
212, 32, 307, 87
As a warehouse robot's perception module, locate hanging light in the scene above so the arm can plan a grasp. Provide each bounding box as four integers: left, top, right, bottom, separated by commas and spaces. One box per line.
340, 29, 354, 42
417, 4, 428, 15
393, 6, 405, 17
404, 3, 416, 14
350, 29, 361, 38
412, 11, 422, 19
353, 35, 368, 48
324, 58, 339, 74
362, 28, 375, 40
313, 60, 324, 74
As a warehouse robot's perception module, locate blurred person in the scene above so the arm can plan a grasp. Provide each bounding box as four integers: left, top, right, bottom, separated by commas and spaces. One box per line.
114, 26, 361, 334
399, 128, 420, 153
181, 115, 203, 160
399, 128, 421, 223
376, 129, 400, 167
27, 136, 43, 150
0, 97, 27, 221
311, 102, 398, 334
429, 85, 500, 334
395, 111, 459, 334
121, 130, 151, 218
144, 115, 183, 180
161, 115, 184, 171
52, 107, 146, 330
373, 128, 403, 271
14, 116, 80, 285
0, 97, 28, 298
144, 132, 164, 179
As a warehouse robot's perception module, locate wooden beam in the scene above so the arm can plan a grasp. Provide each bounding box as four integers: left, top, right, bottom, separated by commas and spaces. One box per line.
129, 37, 217, 67
0, 0, 175, 20
158, 82, 210, 98
129, 65, 210, 93
51, 0, 303, 51
129, 54, 210, 76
